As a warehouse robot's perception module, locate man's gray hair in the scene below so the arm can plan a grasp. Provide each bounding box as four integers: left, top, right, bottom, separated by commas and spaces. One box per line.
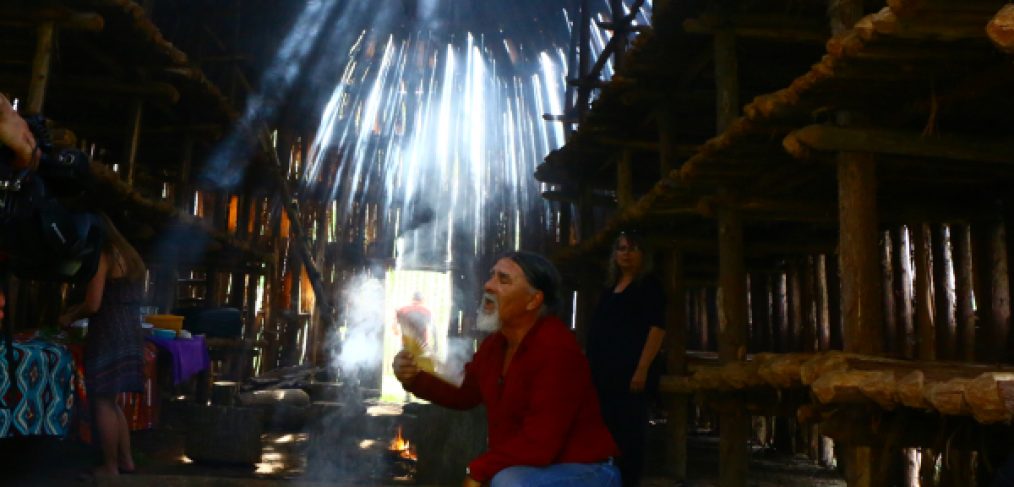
499, 250, 562, 314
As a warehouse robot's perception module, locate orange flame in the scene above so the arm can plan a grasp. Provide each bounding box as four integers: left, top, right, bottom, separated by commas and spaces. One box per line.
389, 426, 418, 461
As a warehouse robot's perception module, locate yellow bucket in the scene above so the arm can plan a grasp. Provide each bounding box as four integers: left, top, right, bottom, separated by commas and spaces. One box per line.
145, 314, 184, 335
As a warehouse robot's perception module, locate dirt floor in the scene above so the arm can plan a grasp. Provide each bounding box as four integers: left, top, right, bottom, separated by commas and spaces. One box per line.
0, 400, 846, 487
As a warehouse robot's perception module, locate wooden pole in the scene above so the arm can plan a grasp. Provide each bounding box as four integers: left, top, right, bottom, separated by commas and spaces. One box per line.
658, 107, 677, 177
953, 224, 976, 362
882, 231, 899, 355
713, 25, 739, 133
827, 256, 843, 351
971, 222, 998, 361
787, 260, 802, 352
774, 271, 788, 353
990, 222, 1011, 363
912, 223, 936, 361
124, 99, 143, 186
839, 151, 884, 355
26, 21, 55, 115
717, 199, 748, 487
932, 224, 956, 360
837, 150, 885, 487
617, 149, 634, 209
895, 226, 915, 359
749, 273, 769, 354
663, 252, 688, 481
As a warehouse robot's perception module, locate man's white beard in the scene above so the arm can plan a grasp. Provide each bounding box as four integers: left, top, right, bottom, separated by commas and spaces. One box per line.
475, 293, 501, 332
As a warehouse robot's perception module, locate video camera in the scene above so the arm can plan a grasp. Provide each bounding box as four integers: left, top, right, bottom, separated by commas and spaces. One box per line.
0, 114, 104, 283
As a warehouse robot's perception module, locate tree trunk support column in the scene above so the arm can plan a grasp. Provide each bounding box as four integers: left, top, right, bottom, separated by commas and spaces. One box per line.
718, 197, 748, 487
26, 21, 55, 115
838, 151, 885, 487
713, 25, 739, 133
663, 251, 688, 481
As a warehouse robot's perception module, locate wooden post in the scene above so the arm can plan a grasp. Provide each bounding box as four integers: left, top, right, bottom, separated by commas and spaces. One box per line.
826, 256, 843, 351
837, 150, 884, 487
663, 252, 688, 481
990, 222, 1011, 363
953, 224, 976, 362
658, 107, 677, 177
26, 21, 55, 115
123, 98, 143, 186
787, 260, 802, 352
609, 0, 627, 67
882, 231, 898, 355
717, 200, 748, 487
617, 149, 634, 209
912, 223, 935, 361
971, 222, 997, 361
801, 257, 818, 354
579, 183, 594, 243
749, 272, 769, 353
774, 271, 788, 353
713, 25, 739, 133
895, 227, 915, 359
838, 152, 883, 355
932, 224, 956, 360
816, 255, 831, 352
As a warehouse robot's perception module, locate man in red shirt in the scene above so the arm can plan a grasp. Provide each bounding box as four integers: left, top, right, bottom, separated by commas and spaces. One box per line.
393, 251, 620, 487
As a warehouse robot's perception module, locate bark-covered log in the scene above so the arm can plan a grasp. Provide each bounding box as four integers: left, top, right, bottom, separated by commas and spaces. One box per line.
897, 370, 933, 410
801, 351, 851, 385
987, 4, 1014, 54
964, 373, 1014, 424
926, 378, 973, 416
811, 369, 896, 408
756, 353, 813, 389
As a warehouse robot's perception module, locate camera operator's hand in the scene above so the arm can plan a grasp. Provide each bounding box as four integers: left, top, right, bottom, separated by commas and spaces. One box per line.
0, 94, 38, 170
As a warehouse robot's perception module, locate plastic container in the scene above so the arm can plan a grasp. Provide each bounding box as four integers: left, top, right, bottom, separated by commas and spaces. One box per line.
153, 328, 177, 340
140, 323, 155, 337
145, 314, 184, 335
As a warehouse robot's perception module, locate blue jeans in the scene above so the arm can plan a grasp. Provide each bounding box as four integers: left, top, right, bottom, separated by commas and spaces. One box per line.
491, 460, 621, 487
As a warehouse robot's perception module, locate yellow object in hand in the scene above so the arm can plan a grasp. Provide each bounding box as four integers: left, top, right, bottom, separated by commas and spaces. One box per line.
402, 335, 434, 374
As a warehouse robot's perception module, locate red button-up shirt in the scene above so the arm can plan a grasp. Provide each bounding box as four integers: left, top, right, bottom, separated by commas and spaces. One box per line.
406, 314, 618, 482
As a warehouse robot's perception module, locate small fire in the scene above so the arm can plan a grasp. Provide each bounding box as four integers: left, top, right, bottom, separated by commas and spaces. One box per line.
389, 425, 418, 461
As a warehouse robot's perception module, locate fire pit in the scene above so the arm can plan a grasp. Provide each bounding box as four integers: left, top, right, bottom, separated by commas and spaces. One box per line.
387, 426, 417, 480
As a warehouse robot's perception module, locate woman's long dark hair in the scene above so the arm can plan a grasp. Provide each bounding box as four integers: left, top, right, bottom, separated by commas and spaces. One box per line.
98, 212, 146, 282
606, 231, 654, 285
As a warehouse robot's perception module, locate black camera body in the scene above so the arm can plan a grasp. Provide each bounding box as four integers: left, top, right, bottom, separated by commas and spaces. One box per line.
0, 115, 104, 283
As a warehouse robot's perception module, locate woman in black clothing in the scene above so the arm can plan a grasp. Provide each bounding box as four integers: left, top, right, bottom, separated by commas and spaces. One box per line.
587, 231, 667, 487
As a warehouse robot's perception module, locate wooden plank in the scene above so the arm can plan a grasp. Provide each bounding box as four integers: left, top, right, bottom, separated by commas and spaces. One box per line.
787, 125, 1014, 165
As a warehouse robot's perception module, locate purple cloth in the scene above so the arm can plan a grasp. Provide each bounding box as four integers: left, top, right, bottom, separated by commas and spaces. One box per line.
146, 335, 210, 385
